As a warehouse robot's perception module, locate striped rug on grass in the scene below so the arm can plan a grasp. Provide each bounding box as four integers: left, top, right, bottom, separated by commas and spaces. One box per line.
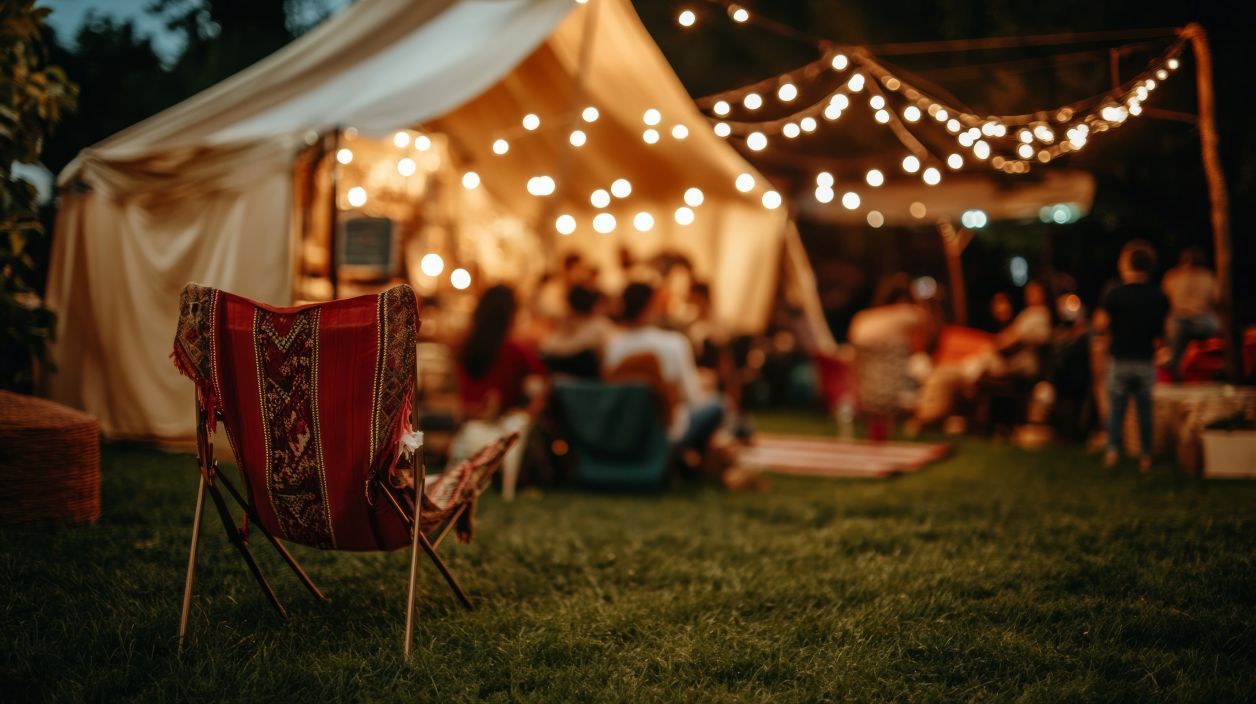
737, 434, 951, 479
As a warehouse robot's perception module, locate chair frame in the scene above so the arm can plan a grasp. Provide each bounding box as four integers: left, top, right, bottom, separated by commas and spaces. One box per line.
177, 399, 479, 658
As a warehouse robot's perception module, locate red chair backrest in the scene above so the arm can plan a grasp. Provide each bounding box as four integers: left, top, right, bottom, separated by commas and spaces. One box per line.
174, 284, 419, 551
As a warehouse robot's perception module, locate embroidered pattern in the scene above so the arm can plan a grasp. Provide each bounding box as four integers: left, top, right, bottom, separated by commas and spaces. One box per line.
370, 285, 418, 462
174, 284, 218, 388
253, 307, 334, 548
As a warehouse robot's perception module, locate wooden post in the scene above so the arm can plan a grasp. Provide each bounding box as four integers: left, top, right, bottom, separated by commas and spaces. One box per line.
327, 127, 342, 300
1182, 23, 1237, 380
937, 220, 972, 325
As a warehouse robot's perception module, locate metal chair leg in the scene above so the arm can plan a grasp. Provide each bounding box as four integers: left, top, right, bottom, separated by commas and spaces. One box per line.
420, 534, 474, 611
177, 474, 208, 655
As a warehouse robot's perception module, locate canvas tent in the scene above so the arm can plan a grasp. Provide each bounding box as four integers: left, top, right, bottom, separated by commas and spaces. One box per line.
47, 0, 817, 441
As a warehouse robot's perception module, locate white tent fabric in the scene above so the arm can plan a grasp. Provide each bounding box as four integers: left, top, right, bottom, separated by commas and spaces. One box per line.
47, 0, 802, 440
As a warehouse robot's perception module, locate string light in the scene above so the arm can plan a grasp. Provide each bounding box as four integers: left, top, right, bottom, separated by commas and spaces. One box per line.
593, 212, 616, 234
397, 157, 416, 176
522, 113, 540, 130
393, 131, 410, 148
336, 148, 353, 165
865, 169, 884, 187
800, 116, 817, 132
869, 95, 886, 110
823, 104, 843, 120
816, 171, 834, 188
1017, 143, 1034, 159
677, 9, 696, 27
972, 140, 991, 159
414, 135, 432, 151
634, 211, 655, 232
736, 173, 755, 192
946, 153, 963, 170
777, 83, 798, 102
684, 187, 705, 207
591, 189, 611, 208
746, 131, 768, 151
831, 53, 849, 71
555, 214, 576, 235
347, 186, 367, 207
527, 176, 555, 196
841, 191, 860, 209
831, 94, 850, 110
713, 100, 731, 116
815, 186, 834, 203
762, 190, 782, 209
1168, 58, 1180, 70
582, 106, 599, 122
461, 171, 481, 189
847, 73, 866, 92
569, 130, 587, 147
902, 155, 921, 173
450, 268, 471, 290
744, 92, 763, 110
874, 109, 890, 124
922, 167, 941, 185
611, 178, 632, 198
674, 206, 695, 225
671, 124, 689, 139
492, 139, 509, 155
909, 201, 927, 219
643, 108, 661, 126
867, 210, 885, 228
946, 118, 961, 133
903, 106, 922, 122
714, 122, 731, 137
643, 128, 660, 144
729, 4, 750, 22
420, 253, 444, 276
783, 123, 801, 138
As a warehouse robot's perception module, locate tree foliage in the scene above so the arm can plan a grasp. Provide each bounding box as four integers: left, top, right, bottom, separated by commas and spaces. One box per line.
0, 0, 77, 391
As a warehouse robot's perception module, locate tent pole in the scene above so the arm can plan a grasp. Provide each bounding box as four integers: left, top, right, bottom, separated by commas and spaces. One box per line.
328, 127, 342, 300
937, 220, 971, 326
1181, 23, 1236, 380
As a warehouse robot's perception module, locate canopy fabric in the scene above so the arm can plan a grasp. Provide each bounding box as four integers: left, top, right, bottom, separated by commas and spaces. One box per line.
46, 0, 803, 440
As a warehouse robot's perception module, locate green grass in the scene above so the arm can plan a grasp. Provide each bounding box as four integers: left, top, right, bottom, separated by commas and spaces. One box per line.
3, 411, 1255, 702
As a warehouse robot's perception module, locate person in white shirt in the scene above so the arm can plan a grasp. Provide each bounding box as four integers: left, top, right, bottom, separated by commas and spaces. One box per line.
604, 282, 723, 448
1162, 246, 1220, 373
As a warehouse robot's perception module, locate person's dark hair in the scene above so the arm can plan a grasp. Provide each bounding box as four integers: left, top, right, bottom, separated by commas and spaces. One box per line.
873, 273, 914, 306
459, 284, 516, 379
562, 253, 582, 272
567, 284, 599, 316
622, 282, 655, 322
1180, 246, 1206, 267
1128, 248, 1155, 274
690, 281, 711, 302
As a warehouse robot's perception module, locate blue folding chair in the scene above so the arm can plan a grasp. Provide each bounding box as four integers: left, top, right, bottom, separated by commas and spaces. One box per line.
550, 380, 671, 489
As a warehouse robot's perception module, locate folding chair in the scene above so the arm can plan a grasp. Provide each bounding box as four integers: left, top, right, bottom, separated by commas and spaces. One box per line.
171, 283, 516, 657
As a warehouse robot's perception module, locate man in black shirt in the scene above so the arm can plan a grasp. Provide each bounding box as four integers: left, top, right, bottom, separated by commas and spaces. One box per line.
1095, 241, 1169, 472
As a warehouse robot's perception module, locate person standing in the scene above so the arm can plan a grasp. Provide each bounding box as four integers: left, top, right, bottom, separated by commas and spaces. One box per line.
1095, 241, 1169, 472
1161, 246, 1220, 374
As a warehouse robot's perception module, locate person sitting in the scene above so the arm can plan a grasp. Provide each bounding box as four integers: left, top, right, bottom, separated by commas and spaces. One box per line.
604, 282, 724, 455
456, 284, 546, 418
540, 284, 613, 379
848, 274, 930, 440
1162, 246, 1220, 374
989, 279, 1054, 380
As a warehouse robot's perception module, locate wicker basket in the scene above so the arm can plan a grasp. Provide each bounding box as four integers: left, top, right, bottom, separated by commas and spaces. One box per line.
0, 390, 101, 525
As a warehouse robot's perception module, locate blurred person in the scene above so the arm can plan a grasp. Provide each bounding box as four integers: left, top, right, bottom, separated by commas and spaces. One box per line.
990, 279, 1054, 379
534, 253, 589, 325
848, 274, 930, 441
605, 282, 724, 454
540, 284, 613, 379
989, 291, 1015, 332
1162, 246, 1220, 374
1094, 241, 1168, 472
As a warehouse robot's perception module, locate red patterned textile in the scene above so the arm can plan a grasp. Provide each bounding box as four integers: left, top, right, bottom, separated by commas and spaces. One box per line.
174, 284, 419, 551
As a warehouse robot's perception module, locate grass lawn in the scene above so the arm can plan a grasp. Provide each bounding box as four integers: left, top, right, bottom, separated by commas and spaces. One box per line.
3, 410, 1255, 702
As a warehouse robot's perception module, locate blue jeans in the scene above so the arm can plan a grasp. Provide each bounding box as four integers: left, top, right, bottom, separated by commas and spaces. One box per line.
678, 399, 725, 451
1105, 359, 1156, 458
1168, 313, 1220, 371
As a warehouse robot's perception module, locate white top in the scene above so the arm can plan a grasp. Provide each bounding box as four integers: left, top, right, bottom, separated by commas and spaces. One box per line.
848, 303, 926, 349
1163, 265, 1217, 317
604, 326, 707, 438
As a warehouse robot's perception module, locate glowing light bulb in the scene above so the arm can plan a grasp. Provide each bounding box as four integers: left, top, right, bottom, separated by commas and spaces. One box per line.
946, 153, 963, 170
555, 214, 576, 235
593, 213, 616, 234
714, 122, 731, 138
527, 175, 555, 196
393, 131, 411, 148
591, 189, 611, 208
874, 109, 890, 123
934, 108, 949, 122
414, 135, 432, 151
336, 148, 353, 165
958, 132, 976, 148
643, 108, 661, 126
678, 9, 696, 27
1156, 68, 1168, 80
910, 201, 927, 219
816, 171, 834, 188
522, 113, 540, 130
462, 171, 480, 189
671, 124, 688, 140
831, 53, 849, 71
643, 128, 660, 144
1033, 125, 1055, 143
761, 191, 782, 209
867, 210, 885, 228
972, 140, 991, 160
1019, 129, 1033, 144
397, 157, 416, 176
347, 186, 367, 207
800, 116, 817, 132
674, 206, 695, 225
611, 178, 632, 198
569, 129, 587, 147
841, 191, 860, 209
865, 169, 884, 187
735, 173, 755, 192
831, 94, 850, 110
946, 118, 961, 133
903, 105, 922, 122
902, 155, 921, 173
633, 212, 654, 232
582, 106, 599, 122
783, 123, 801, 139
713, 100, 730, 116
450, 268, 471, 290
1168, 58, 1180, 70
744, 92, 763, 110
492, 139, 509, 155
869, 95, 886, 110
823, 104, 843, 120
1017, 143, 1034, 159
730, 5, 750, 22
420, 253, 444, 276
815, 186, 834, 203
847, 73, 865, 92
777, 83, 798, 102
746, 131, 768, 151
922, 167, 941, 185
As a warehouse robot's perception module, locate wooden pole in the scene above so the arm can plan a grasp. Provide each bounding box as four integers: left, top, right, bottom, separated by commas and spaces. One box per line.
327, 127, 342, 300
937, 220, 972, 325
1181, 23, 1237, 380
